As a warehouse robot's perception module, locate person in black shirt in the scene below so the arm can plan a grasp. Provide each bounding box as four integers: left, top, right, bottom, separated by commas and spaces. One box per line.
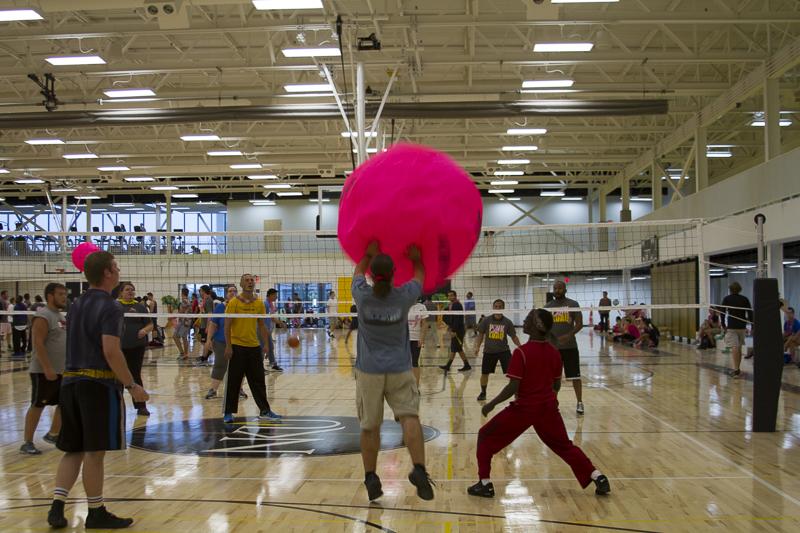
439, 290, 471, 372
345, 303, 358, 343
47, 251, 149, 530
714, 281, 753, 378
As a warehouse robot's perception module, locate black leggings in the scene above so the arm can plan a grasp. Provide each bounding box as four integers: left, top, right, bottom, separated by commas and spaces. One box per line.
122, 346, 146, 409
12, 327, 27, 354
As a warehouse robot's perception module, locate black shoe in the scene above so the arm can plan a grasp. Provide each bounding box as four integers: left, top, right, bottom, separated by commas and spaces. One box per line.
438, 364, 451, 372
458, 365, 472, 372
476, 391, 486, 401
364, 472, 383, 501
85, 506, 133, 529
728, 369, 741, 378
136, 407, 150, 417
47, 500, 67, 529
593, 474, 611, 495
408, 465, 435, 501
467, 480, 495, 498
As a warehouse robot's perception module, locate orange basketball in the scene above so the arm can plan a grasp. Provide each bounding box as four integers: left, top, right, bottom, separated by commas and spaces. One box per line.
287, 335, 300, 348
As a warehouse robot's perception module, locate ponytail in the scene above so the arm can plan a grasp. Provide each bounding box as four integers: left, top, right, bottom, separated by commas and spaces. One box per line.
373, 279, 391, 299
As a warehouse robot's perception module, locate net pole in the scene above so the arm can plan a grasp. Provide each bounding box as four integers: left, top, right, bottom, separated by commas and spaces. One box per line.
752, 213, 782, 432
697, 220, 709, 328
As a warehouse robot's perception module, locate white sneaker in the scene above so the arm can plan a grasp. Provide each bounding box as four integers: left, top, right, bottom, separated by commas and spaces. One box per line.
576, 402, 585, 415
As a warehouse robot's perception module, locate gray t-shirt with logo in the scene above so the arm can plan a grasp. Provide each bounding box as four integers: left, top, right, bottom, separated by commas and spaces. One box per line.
544, 297, 581, 350
29, 306, 67, 374
478, 315, 516, 354
352, 275, 422, 374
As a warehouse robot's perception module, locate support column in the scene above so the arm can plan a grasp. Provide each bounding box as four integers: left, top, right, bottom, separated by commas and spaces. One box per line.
651, 160, 663, 211
355, 62, 367, 165
620, 177, 631, 222
764, 77, 781, 161
85, 200, 92, 243
768, 242, 784, 296
586, 188, 593, 223
694, 126, 708, 192
60, 196, 68, 253
166, 194, 172, 256
598, 191, 607, 222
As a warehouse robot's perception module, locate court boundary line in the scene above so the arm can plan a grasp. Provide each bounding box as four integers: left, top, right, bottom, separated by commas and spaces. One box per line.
601, 385, 800, 509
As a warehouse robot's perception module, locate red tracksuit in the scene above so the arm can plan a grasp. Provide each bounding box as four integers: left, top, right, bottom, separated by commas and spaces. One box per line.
476, 340, 596, 487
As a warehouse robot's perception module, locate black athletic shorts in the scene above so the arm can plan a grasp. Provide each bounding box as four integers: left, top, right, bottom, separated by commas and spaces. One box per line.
30, 373, 62, 407
450, 329, 465, 353
559, 348, 581, 380
410, 340, 421, 368
57, 379, 126, 452
350, 317, 358, 330
481, 350, 511, 375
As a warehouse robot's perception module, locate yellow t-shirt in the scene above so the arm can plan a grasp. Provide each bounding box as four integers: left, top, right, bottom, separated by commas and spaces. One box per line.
225, 297, 266, 348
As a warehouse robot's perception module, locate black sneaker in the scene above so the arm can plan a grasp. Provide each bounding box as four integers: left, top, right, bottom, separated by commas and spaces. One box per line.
47, 500, 67, 529
85, 506, 133, 529
593, 474, 611, 495
19, 441, 41, 455
271, 364, 284, 372
728, 369, 741, 378
408, 465, 435, 501
364, 472, 383, 501
204, 389, 217, 400
476, 391, 486, 401
458, 365, 472, 372
467, 480, 495, 498
438, 364, 451, 372
43, 433, 59, 445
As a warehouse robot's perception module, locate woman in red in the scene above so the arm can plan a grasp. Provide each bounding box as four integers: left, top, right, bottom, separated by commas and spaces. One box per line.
468, 308, 610, 498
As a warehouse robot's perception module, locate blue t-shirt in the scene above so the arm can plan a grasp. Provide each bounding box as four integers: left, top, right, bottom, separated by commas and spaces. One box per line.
13, 302, 27, 327
66, 288, 123, 373
352, 275, 422, 374
211, 302, 226, 343
784, 318, 800, 336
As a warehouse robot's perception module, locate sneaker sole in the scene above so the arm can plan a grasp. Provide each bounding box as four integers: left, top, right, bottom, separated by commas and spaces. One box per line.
467, 489, 494, 498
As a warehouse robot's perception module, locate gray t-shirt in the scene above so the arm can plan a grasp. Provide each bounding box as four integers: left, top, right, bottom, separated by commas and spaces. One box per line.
544, 297, 581, 350
477, 315, 516, 354
29, 306, 66, 374
352, 275, 422, 374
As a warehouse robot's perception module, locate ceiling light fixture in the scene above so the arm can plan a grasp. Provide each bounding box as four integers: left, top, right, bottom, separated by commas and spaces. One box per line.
282, 47, 341, 58
533, 43, 594, 53
308, 198, 331, 203
25, 138, 64, 145
0, 9, 44, 21
50, 188, 78, 193
490, 180, 519, 186
98, 166, 130, 171
230, 164, 263, 169
172, 193, 198, 199
284, 83, 333, 93
262, 183, 292, 189
247, 175, 279, 180
76, 195, 102, 200
123, 177, 155, 182
180, 134, 220, 141
150, 186, 179, 191
15, 178, 45, 184
497, 159, 530, 165
493, 170, 524, 176
521, 79, 574, 89
276, 191, 304, 197
63, 153, 98, 159
207, 150, 243, 156
488, 189, 515, 194
501, 145, 538, 151
45, 55, 106, 66
506, 128, 547, 135
103, 88, 155, 98
341, 131, 378, 138
540, 191, 565, 197
706, 151, 733, 158
253, 0, 323, 9
560, 197, 584, 201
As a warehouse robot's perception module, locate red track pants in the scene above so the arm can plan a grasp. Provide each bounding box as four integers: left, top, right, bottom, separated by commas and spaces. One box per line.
477, 399, 595, 488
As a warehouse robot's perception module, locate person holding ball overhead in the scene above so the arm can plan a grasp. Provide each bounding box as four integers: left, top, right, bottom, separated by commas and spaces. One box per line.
351, 241, 435, 502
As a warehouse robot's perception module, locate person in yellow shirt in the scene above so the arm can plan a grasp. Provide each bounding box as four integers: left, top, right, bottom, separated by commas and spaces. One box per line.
222, 273, 281, 423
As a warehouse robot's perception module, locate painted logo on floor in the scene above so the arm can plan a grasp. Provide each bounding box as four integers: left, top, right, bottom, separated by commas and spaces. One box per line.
129, 416, 440, 457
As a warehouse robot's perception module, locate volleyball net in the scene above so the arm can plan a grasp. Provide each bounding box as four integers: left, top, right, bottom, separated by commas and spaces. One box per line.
0, 219, 712, 338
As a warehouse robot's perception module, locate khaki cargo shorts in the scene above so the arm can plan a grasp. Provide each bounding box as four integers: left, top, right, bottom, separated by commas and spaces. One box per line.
724, 329, 746, 348
355, 369, 420, 430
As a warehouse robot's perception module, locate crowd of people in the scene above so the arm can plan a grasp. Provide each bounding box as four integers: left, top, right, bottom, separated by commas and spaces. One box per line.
9, 256, 799, 528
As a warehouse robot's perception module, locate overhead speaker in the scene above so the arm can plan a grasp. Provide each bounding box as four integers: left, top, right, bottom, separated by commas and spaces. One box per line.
143, 1, 189, 30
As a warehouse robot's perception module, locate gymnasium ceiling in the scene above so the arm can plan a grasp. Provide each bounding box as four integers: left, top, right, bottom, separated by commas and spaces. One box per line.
0, 0, 799, 205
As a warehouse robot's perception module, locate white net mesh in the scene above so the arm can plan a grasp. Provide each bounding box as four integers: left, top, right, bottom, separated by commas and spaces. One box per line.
0, 220, 704, 339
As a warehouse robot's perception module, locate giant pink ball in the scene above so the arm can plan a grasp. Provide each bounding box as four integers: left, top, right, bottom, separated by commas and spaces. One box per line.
71, 242, 100, 272
338, 143, 482, 293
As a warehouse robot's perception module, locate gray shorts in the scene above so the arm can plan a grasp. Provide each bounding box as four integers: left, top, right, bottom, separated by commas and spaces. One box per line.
210, 340, 229, 380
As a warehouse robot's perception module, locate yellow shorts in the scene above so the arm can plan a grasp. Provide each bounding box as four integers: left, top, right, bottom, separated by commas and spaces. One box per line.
355, 369, 420, 430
